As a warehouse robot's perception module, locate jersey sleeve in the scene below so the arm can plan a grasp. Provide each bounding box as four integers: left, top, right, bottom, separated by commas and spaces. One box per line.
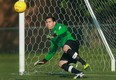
45, 41, 58, 61
56, 24, 67, 36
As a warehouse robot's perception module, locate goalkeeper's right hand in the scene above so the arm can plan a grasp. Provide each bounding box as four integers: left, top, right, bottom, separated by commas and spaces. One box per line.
34, 59, 47, 66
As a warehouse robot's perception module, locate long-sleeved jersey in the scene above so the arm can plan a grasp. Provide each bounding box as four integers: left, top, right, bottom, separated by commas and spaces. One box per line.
45, 23, 74, 61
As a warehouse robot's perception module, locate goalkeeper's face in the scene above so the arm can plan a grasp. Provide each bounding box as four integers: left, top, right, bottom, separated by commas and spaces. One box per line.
45, 18, 56, 30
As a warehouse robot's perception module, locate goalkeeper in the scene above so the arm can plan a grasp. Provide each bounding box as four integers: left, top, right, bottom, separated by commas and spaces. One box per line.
34, 16, 89, 79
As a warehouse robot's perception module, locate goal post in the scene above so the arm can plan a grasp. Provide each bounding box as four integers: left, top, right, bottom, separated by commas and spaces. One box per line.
84, 0, 115, 71
19, 0, 116, 75
19, 0, 25, 75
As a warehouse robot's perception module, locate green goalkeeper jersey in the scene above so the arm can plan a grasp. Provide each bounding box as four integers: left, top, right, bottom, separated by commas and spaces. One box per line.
45, 23, 74, 61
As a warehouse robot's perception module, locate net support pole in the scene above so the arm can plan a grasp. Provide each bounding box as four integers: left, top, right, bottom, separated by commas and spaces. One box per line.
84, 0, 115, 71
19, 0, 25, 75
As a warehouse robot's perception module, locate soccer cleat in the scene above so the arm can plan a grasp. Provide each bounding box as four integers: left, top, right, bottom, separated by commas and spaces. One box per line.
73, 72, 84, 79
84, 63, 90, 70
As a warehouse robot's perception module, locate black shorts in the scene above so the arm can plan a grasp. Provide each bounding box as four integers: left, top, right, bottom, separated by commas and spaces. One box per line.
60, 40, 80, 64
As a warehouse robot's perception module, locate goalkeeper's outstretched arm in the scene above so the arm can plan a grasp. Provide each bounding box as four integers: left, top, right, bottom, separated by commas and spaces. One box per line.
34, 41, 58, 66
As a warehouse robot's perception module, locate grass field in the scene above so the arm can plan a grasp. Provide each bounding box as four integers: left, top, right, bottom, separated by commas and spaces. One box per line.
0, 53, 116, 80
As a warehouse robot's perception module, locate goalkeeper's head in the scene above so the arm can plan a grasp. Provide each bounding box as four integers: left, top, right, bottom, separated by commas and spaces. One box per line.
45, 16, 56, 30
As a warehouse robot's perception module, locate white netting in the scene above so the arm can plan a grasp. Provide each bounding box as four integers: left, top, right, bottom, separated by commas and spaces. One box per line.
24, 0, 116, 74
88, 0, 116, 55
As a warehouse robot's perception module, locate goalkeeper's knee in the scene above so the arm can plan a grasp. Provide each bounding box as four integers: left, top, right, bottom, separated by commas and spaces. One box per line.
59, 60, 68, 67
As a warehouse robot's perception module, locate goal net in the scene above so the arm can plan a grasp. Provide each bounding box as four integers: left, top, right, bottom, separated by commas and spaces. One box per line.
23, 0, 116, 74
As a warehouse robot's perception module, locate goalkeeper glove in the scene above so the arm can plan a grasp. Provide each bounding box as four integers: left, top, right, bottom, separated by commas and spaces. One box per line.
47, 33, 57, 40
34, 59, 47, 66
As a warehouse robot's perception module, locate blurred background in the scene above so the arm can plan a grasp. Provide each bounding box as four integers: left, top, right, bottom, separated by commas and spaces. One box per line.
0, 0, 19, 53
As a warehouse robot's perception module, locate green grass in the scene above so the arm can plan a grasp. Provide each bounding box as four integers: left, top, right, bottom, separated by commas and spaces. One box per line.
0, 53, 116, 80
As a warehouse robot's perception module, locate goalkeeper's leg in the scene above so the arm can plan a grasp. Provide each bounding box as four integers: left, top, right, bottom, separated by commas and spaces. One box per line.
67, 49, 86, 65
67, 49, 90, 69
65, 48, 90, 69
63, 45, 86, 65
63, 40, 89, 69
59, 60, 84, 79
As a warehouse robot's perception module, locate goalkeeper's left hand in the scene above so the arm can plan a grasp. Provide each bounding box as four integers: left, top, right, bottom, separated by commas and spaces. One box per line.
47, 33, 57, 40
34, 59, 47, 66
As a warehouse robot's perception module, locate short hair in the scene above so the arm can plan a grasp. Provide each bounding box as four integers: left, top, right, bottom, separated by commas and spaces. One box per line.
46, 16, 56, 22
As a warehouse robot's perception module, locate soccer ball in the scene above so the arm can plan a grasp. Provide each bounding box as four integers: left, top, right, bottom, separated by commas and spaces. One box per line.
14, 1, 27, 13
